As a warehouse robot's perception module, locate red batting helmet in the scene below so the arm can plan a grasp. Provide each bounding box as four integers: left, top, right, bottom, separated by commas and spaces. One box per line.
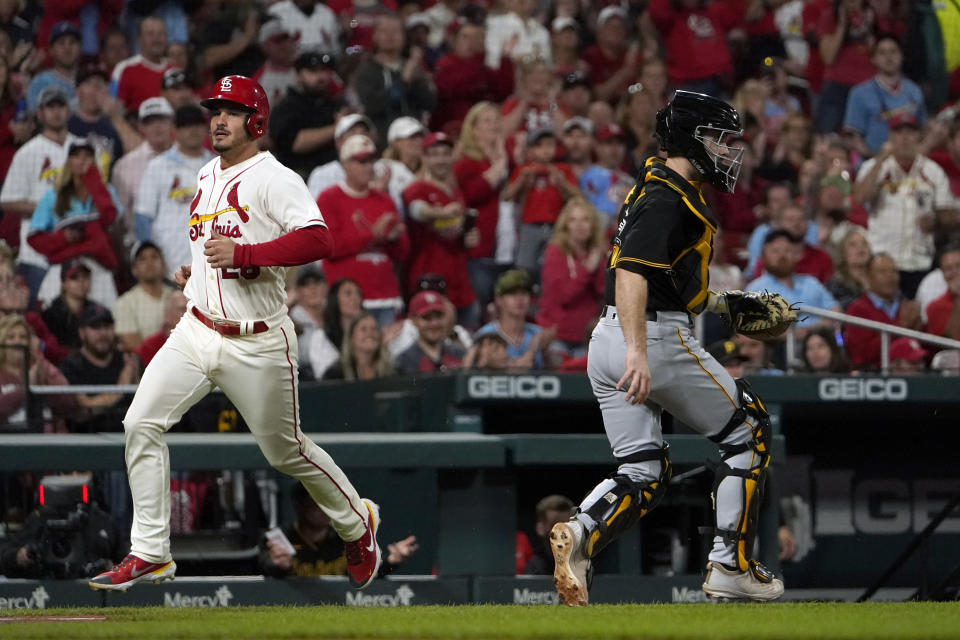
201, 75, 269, 139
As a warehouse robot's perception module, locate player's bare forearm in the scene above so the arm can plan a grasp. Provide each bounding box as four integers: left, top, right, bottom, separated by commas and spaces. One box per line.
614, 268, 652, 404
615, 268, 648, 351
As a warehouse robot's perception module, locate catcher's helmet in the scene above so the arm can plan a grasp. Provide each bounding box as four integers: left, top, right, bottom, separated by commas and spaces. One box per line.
200, 75, 269, 139
655, 90, 743, 193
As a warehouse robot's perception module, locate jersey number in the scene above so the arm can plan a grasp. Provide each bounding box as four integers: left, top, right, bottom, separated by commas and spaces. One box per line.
220, 266, 261, 280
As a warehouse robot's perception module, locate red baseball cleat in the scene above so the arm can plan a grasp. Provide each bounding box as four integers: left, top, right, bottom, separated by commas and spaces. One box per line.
344, 499, 382, 589
88, 554, 177, 592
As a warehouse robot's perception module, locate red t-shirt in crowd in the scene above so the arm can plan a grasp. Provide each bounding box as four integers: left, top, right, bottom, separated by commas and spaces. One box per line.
316, 184, 410, 303
816, 9, 901, 86
112, 55, 172, 112
647, 0, 745, 85
930, 149, 960, 199
580, 45, 642, 98
454, 155, 501, 260
844, 294, 911, 367
402, 179, 476, 309
432, 54, 514, 132
925, 291, 958, 338
138, 330, 168, 367
535, 244, 606, 343
509, 162, 577, 225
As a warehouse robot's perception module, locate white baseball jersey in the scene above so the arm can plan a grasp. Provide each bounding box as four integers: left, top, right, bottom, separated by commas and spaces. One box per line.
184, 151, 326, 323
0, 133, 75, 268
135, 145, 213, 279
307, 160, 344, 200
858, 154, 955, 271
267, 0, 341, 57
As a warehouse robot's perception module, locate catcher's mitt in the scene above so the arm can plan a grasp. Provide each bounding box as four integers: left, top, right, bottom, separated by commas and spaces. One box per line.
711, 290, 800, 340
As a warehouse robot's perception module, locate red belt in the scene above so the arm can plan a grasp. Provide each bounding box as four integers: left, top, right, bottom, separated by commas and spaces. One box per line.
191, 307, 268, 336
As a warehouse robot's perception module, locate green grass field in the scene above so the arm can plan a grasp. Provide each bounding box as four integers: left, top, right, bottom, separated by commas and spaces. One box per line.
1, 603, 959, 640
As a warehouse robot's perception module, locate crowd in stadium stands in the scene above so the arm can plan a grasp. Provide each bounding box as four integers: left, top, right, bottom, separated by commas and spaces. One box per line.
0, 0, 958, 438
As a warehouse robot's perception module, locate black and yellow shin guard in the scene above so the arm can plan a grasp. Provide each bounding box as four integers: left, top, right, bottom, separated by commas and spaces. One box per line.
579, 444, 672, 558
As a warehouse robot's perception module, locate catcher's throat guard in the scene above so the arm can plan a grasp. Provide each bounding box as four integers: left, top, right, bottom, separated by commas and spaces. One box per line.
706, 379, 774, 579
578, 444, 672, 558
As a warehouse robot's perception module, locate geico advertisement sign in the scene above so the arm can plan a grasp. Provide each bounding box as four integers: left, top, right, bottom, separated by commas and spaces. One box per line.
0, 586, 50, 609
164, 585, 233, 607
818, 378, 908, 401
814, 471, 960, 535
467, 376, 561, 399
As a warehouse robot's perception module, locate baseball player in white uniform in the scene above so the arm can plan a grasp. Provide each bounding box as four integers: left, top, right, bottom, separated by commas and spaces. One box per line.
90, 76, 383, 592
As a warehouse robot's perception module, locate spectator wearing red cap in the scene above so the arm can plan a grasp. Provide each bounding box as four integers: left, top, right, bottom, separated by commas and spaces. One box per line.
402, 132, 479, 326
432, 20, 514, 132
854, 112, 957, 298
453, 102, 511, 312
844, 253, 922, 369
535, 198, 606, 360
26, 21, 81, 114
395, 290, 466, 374
504, 127, 579, 280
647, 0, 747, 97
580, 6, 643, 103
111, 17, 172, 115
578, 124, 633, 225
888, 337, 928, 375
40, 257, 100, 350
925, 244, 960, 341
317, 135, 410, 327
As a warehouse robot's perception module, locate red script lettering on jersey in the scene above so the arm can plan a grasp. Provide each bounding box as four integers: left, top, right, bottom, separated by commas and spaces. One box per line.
226, 183, 249, 223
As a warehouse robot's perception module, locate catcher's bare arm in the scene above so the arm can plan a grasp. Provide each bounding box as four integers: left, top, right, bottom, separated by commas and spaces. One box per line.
615, 269, 652, 405
707, 290, 799, 339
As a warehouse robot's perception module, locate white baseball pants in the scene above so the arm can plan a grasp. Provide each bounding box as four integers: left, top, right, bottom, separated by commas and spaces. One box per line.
124, 311, 368, 563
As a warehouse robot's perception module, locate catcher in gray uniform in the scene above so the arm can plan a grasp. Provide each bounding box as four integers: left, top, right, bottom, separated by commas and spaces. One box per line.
549, 91, 796, 606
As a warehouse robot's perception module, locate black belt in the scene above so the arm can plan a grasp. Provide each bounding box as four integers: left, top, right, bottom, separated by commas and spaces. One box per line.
601, 305, 657, 321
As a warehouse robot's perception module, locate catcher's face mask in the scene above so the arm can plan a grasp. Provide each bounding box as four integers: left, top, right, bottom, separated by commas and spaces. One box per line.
694, 127, 744, 193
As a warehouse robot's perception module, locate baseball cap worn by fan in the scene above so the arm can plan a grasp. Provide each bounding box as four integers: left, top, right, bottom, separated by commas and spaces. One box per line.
707, 339, 750, 366
259, 19, 295, 45
295, 50, 334, 72
67, 137, 95, 155
334, 113, 374, 141
563, 116, 593, 136
340, 134, 377, 162
527, 127, 556, 146
49, 21, 81, 45
423, 132, 453, 150
79, 305, 114, 328
552, 16, 579, 33
61, 258, 91, 281
888, 112, 920, 130
77, 63, 110, 86
409, 290, 447, 317
162, 68, 188, 90
890, 337, 926, 362
495, 269, 533, 297
387, 117, 426, 143
174, 104, 206, 128
596, 123, 627, 143
139, 97, 175, 122
37, 86, 69, 108
597, 5, 628, 26
296, 264, 326, 287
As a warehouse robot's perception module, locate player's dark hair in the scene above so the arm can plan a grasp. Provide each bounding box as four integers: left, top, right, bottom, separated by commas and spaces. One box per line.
324, 278, 362, 350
